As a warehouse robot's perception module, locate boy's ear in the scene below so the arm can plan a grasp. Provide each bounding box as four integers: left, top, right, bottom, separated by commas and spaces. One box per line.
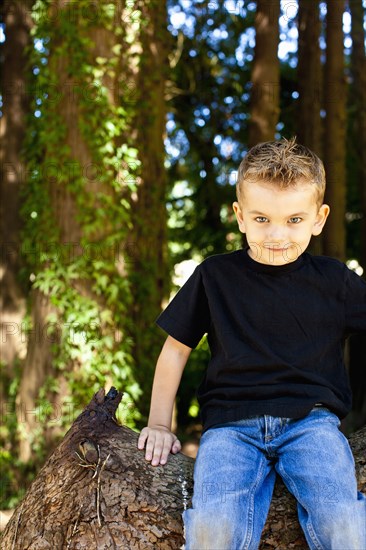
312, 204, 330, 236
233, 201, 246, 234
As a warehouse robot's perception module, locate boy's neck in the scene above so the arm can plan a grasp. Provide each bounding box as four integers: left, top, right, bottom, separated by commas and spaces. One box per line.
243, 247, 305, 274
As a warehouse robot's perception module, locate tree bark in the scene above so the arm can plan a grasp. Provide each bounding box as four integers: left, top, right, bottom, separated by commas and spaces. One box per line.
322, 0, 347, 261
16, 289, 59, 462
1, 388, 193, 549
297, 0, 322, 157
248, 0, 280, 146
0, 0, 33, 389
16, 0, 135, 461
346, 0, 366, 434
129, 0, 170, 420
297, 0, 323, 256
349, 0, 366, 269
2, 388, 366, 549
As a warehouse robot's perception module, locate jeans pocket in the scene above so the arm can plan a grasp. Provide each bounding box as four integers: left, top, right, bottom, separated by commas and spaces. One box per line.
311, 407, 341, 426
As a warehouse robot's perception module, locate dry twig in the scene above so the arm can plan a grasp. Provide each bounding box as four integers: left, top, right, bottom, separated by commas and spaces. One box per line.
96, 453, 111, 527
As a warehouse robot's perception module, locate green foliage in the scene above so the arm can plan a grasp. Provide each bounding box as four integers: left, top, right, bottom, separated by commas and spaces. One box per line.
0, 453, 29, 510
0, 362, 30, 509
19, 0, 142, 466
165, 1, 257, 265
176, 336, 209, 428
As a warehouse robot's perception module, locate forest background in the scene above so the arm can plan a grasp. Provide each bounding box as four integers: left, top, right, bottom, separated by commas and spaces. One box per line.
1, 0, 366, 510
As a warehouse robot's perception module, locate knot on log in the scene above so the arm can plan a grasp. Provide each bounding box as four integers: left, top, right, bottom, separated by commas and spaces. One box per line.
84, 387, 123, 423
77, 439, 99, 464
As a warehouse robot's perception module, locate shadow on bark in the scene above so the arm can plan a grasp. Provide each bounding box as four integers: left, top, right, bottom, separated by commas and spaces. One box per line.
2, 388, 365, 549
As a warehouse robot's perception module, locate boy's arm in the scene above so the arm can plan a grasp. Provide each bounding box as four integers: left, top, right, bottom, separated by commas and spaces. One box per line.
137, 335, 192, 466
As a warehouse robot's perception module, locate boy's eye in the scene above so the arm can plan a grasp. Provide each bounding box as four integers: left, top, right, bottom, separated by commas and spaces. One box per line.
289, 217, 302, 224
255, 216, 269, 223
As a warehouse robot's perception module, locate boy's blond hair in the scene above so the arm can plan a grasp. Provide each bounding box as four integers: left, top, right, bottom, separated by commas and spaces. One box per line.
236, 137, 326, 207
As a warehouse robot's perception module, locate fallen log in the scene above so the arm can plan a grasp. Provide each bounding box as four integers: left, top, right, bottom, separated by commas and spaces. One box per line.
1, 388, 365, 549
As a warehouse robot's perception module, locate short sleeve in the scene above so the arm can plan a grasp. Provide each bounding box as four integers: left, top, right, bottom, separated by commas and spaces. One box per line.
156, 265, 211, 348
344, 266, 366, 334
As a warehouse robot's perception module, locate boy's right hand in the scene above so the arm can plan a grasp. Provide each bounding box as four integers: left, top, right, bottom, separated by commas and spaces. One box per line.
137, 425, 181, 466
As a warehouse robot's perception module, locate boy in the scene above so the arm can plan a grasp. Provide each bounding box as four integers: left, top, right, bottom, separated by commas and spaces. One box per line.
137, 138, 366, 549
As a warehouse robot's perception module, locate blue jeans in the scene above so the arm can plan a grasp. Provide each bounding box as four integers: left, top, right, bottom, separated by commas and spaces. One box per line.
183, 408, 366, 549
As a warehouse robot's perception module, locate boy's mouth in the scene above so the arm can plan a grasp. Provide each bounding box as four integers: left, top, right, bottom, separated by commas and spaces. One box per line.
264, 245, 288, 252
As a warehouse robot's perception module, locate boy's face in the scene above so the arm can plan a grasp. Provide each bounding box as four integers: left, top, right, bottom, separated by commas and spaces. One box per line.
233, 180, 330, 266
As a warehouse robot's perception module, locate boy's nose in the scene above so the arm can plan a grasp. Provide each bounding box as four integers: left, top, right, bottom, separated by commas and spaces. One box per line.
266, 225, 287, 242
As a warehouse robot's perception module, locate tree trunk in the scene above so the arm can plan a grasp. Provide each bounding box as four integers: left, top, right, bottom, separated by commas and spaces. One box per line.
297, 0, 323, 255
322, 0, 347, 261
129, 0, 170, 420
1, 388, 193, 549
16, 0, 137, 461
349, 0, 366, 269
248, 0, 280, 146
344, 0, 366, 436
16, 290, 59, 462
297, 0, 322, 157
2, 388, 366, 549
0, 0, 32, 391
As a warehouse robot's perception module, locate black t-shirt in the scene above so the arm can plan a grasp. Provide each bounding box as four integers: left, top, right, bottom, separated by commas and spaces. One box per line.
156, 249, 366, 431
